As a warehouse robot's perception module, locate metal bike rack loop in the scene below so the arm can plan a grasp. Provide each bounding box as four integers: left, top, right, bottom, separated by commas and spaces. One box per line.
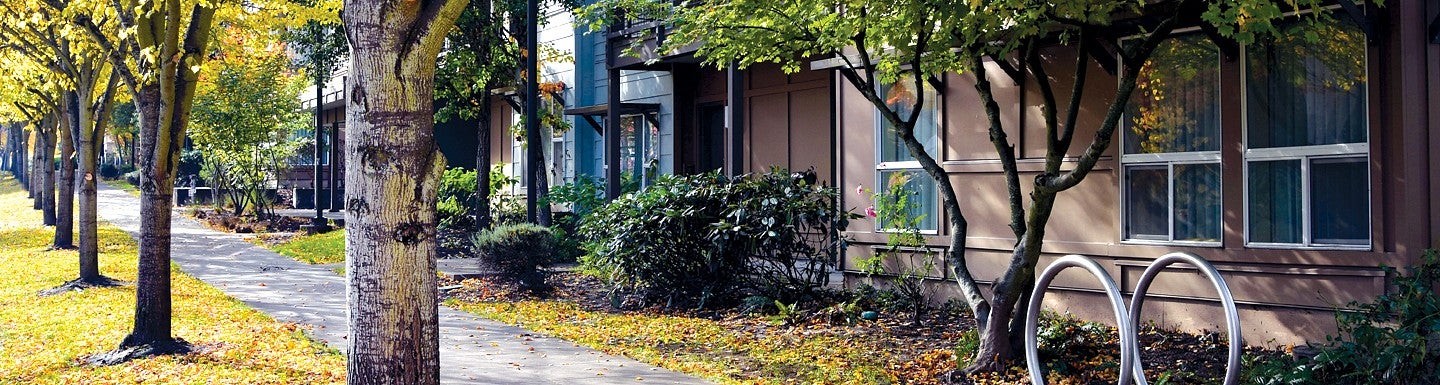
1024, 252, 1242, 385
1024, 255, 1138, 385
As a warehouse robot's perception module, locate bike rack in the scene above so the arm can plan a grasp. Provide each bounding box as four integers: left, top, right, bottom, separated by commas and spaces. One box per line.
1023, 252, 1242, 385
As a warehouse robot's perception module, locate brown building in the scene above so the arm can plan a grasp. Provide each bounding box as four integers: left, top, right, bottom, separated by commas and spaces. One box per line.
827, 2, 1440, 346
301, 0, 1438, 348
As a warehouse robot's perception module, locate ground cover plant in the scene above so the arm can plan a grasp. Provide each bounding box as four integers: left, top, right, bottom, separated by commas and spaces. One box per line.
0, 176, 345, 384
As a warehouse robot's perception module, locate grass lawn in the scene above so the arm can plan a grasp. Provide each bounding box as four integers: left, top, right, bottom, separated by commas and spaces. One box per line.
104, 178, 140, 196
267, 230, 345, 265
0, 175, 346, 384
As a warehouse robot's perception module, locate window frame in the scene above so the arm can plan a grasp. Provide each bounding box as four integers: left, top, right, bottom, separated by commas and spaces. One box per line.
1240, 12, 1373, 251
873, 74, 942, 234
1117, 29, 1225, 247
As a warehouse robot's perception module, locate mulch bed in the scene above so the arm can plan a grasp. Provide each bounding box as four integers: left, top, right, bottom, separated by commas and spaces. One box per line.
440, 271, 1281, 384
189, 208, 307, 234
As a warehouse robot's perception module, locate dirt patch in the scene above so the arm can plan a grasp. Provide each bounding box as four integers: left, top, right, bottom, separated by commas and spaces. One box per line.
436, 226, 474, 259
189, 208, 308, 234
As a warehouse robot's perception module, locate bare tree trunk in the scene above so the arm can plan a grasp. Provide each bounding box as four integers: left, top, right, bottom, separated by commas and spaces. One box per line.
30, 128, 42, 205
475, 82, 492, 230
55, 92, 78, 249
77, 75, 118, 283
342, 0, 465, 382
41, 122, 56, 226
121, 84, 179, 348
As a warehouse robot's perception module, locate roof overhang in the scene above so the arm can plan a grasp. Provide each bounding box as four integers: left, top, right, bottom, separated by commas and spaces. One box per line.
563, 103, 661, 134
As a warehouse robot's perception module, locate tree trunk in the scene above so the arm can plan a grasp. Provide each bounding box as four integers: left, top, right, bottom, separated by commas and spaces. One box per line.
121, 84, 179, 347
30, 128, 41, 204
475, 83, 492, 230
342, 0, 464, 382
78, 76, 116, 282
470, 0, 493, 231
55, 93, 79, 249
41, 123, 56, 226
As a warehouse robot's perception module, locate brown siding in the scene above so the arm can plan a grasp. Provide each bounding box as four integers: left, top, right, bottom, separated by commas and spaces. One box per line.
688, 63, 835, 183
836, 5, 1437, 346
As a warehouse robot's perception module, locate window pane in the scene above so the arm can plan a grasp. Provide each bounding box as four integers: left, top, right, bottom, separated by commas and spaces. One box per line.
1246, 18, 1367, 148
1248, 160, 1302, 243
1125, 166, 1169, 239
878, 170, 938, 231
878, 75, 939, 163
1125, 34, 1221, 154
1174, 163, 1222, 242
1311, 157, 1368, 245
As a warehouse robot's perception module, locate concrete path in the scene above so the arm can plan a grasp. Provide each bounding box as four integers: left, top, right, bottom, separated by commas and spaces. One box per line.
96, 182, 709, 384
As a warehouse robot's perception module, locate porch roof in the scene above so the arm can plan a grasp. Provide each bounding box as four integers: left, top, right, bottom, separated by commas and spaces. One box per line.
563, 103, 661, 134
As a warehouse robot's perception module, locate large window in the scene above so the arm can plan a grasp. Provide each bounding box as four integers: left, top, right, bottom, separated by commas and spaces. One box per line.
1120, 34, 1223, 244
875, 74, 939, 231
620, 114, 660, 190
1245, 17, 1369, 248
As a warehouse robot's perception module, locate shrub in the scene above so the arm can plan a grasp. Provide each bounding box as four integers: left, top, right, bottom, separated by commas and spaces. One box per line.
580, 173, 740, 306
856, 171, 937, 323
472, 223, 555, 293
711, 169, 855, 303
100, 163, 119, 179
580, 169, 856, 308
437, 167, 477, 228
1307, 249, 1440, 385
123, 170, 141, 186
546, 176, 611, 263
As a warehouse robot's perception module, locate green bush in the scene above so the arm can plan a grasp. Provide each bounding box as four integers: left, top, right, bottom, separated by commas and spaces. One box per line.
123, 170, 141, 186
546, 176, 606, 263
438, 167, 477, 228
580, 169, 856, 307
1307, 249, 1440, 385
472, 223, 556, 292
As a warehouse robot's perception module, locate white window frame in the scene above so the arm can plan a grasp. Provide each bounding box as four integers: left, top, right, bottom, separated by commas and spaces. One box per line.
873, 75, 941, 234
1117, 29, 1224, 247
619, 113, 661, 189
1240, 12, 1372, 251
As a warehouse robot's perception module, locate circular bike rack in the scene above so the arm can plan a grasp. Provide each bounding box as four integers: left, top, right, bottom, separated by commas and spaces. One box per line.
1024, 255, 1137, 385
1127, 252, 1242, 385
1024, 252, 1242, 385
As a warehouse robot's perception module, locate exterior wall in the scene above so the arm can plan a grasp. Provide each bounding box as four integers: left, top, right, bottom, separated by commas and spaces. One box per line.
688, 64, 835, 182
835, 4, 1437, 347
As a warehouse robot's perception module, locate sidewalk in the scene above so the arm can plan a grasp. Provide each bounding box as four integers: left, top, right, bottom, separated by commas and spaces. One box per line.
95, 182, 708, 384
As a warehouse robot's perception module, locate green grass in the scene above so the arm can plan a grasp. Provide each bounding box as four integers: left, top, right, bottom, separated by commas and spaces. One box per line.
0, 175, 346, 384
270, 230, 345, 265
105, 179, 140, 196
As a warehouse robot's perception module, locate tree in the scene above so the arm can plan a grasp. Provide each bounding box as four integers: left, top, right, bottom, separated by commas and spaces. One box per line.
1, 0, 125, 286
110, 102, 136, 167
285, 9, 347, 227
341, 0, 467, 382
191, 26, 307, 218
50, 0, 334, 362
584, 0, 1354, 373
433, 0, 575, 230
435, 0, 515, 231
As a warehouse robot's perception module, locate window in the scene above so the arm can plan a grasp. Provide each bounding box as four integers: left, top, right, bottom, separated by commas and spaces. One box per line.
1120, 34, 1223, 244
875, 74, 939, 231
550, 137, 567, 185
1244, 17, 1369, 248
620, 114, 660, 190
